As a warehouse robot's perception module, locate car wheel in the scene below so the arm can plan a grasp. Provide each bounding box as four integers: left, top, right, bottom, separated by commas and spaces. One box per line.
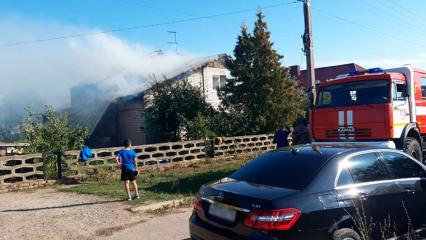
332, 228, 361, 240
404, 137, 423, 163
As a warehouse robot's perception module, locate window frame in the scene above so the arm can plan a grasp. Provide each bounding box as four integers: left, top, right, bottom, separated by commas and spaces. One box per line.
346, 152, 389, 184
378, 151, 426, 179
212, 74, 227, 90
334, 149, 391, 189
335, 149, 426, 189
392, 81, 408, 101
421, 77, 426, 99
316, 79, 391, 108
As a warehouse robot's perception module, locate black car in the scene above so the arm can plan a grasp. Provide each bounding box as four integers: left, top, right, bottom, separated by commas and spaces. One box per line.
189, 144, 426, 240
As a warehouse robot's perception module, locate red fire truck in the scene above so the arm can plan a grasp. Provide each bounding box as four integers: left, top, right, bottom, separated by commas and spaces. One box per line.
311, 66, 426, 162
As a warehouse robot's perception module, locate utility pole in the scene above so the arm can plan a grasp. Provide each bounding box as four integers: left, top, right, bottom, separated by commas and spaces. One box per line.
302, 0, 316, 107
167, 31, 178, 52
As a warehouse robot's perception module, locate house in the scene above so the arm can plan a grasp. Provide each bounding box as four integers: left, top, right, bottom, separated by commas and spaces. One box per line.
289, 63, 365, 89
69, 54, 230, 147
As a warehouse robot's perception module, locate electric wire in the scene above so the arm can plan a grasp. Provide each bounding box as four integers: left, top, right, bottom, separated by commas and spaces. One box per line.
311, 6, 426, 50
0, 1, 298, 48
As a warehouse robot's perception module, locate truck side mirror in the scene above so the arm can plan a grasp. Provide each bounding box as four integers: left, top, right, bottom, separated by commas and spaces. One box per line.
397, 84, 409, 97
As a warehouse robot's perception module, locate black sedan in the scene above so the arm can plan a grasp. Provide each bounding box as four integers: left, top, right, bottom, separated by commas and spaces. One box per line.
189, 144, 426, 240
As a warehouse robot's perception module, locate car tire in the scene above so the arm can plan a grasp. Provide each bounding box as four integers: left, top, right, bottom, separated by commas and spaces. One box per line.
332, 228, 361, 240
404, 137, 423, 163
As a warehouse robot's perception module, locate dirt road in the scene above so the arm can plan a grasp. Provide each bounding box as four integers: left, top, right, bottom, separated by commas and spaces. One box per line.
0, 187, 191, 240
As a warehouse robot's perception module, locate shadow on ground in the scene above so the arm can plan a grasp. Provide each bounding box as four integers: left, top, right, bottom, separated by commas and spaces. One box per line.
145, 169, 236, 195
1, 199, 121, 212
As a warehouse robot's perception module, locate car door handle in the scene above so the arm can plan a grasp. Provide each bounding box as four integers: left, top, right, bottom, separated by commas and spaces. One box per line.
359, 193, 368, 200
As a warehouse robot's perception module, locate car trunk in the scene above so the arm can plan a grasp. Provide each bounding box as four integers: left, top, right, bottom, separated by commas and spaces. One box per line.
196, 178, 300, 236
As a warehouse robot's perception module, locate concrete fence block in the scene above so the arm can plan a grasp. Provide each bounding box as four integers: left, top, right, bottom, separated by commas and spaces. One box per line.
0, 134, 274, 191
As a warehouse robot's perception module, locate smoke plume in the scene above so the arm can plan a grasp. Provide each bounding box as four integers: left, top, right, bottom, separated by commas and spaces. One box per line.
0, 16, 198, 140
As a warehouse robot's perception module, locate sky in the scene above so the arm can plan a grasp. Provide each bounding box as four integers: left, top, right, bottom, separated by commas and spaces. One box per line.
1, 0, 426, 107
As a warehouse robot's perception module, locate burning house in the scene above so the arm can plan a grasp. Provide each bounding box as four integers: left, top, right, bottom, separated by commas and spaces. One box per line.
69, 54, 230, 147
70, 54, 363, 148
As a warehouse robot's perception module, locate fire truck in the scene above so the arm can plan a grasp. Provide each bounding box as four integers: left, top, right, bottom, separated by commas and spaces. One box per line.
311, 66, 426, 162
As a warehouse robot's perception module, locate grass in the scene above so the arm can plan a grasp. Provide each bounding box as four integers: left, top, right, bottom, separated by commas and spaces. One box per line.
62, 153, 258, 205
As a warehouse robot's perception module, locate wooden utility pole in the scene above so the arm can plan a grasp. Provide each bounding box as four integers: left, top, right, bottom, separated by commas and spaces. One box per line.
302, 0, 316, 106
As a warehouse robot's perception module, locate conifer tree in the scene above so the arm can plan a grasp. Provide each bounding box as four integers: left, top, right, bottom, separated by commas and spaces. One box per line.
220, 11, 307, 134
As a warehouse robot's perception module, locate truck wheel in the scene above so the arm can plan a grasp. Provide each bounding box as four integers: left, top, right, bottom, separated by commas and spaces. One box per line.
332, 228, 361, 240
405, 137, 423, 162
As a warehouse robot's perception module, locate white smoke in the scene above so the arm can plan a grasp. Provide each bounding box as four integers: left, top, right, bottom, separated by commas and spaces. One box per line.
0, 16, 197, 109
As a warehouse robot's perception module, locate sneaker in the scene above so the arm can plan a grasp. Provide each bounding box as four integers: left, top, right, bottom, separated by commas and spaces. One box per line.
134, 195, 140, 200
128, 197, 132, 201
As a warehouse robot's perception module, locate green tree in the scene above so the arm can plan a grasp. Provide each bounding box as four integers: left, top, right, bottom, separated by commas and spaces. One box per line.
145, 80, 214, 143
20, 106, 89, 179
183, 113, 216, 140
220, 11, 307, 134
20, 106, 89, 154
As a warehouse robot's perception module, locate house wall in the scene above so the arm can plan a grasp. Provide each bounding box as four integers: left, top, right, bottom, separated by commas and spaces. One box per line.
183, 67, 230, 109
202, 67, 231, 109
116, 97, 145, 146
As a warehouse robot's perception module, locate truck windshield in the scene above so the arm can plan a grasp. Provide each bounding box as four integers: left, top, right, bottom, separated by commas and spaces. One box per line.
316, 80, 390, 108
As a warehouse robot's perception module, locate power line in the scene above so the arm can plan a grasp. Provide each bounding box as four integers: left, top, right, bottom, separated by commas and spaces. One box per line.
110, 0, 197, 17
365, 0, 426, 38
109, 0, 238, 26
347, 0, 426, 43
0, 1, 299, 48
311, 6, 426, 50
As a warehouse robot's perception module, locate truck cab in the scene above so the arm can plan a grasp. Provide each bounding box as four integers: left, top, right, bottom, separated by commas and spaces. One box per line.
311, 66, 426, 162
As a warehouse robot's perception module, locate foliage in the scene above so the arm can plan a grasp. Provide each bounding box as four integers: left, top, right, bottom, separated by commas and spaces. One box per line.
145, 80, 214, 143
182, 113, 216, 140
219, 11, 307, 134
182, 107, 253, 139
20, 105, 89, 154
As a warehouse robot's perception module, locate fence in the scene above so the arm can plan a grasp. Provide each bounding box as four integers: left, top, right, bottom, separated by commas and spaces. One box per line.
0, 134, 275, 192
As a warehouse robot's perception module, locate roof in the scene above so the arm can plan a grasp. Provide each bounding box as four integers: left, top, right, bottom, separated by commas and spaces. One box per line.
166, 53, 228, 81
274, 143, 389, 159
290, 63, 365, 89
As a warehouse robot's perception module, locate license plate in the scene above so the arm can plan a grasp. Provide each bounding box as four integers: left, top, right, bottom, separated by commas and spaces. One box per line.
208, 203, 236, 222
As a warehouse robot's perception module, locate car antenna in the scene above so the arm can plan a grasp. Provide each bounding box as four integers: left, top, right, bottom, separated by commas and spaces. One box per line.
290, 146, 299, 155
311, 145, 322, 154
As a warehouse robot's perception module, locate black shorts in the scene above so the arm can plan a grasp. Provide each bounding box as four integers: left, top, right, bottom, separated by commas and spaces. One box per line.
121, 168, 137, 181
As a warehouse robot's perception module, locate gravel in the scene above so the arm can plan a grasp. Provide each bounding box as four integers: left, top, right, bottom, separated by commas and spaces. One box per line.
0, 186, 150, 240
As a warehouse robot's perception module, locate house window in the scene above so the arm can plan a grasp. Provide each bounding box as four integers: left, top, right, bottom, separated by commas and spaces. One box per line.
213, 75, 227, 90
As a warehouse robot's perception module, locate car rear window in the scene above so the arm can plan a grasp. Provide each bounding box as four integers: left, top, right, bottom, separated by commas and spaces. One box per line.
230, 151, 327, 190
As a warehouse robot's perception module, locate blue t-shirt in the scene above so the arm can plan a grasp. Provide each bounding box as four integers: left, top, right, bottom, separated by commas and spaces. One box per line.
116, 149, 137, 171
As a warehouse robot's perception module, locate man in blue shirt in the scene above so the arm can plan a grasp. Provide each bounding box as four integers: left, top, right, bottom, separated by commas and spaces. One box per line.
273, 125, 290, 148
115, 139, 140, 201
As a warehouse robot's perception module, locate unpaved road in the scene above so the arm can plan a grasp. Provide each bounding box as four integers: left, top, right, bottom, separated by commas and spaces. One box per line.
0, 186, 191, 240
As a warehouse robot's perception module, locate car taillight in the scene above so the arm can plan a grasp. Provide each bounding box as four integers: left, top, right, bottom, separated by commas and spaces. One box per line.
244, 208, 301, 230
193, 195, 203, 211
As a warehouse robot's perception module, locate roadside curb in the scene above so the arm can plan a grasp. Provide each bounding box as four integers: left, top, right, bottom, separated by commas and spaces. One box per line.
129, 198, 190, 213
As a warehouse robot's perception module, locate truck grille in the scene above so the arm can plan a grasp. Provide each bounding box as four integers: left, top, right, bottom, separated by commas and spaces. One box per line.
325, 128, 371, 138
